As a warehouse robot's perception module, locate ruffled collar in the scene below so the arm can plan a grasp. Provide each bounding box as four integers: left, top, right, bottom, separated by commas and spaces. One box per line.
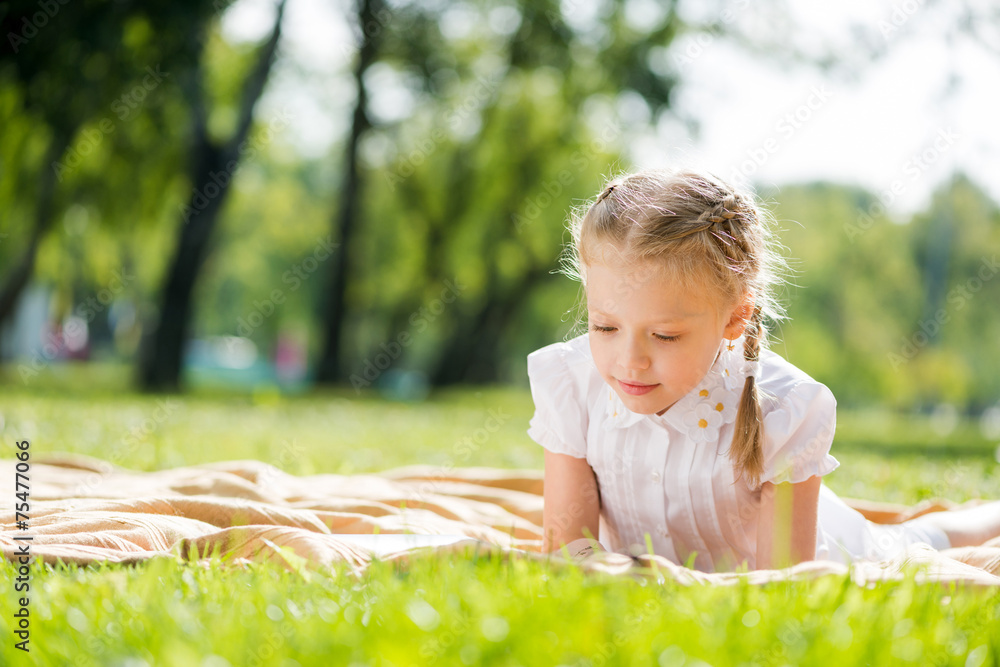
602, 334, 757, 440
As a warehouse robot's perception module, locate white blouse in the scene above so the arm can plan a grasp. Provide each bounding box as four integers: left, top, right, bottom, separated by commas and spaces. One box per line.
526, 331, 844, 572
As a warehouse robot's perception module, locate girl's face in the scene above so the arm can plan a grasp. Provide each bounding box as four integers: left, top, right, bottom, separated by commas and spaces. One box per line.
585, 254, 750, 416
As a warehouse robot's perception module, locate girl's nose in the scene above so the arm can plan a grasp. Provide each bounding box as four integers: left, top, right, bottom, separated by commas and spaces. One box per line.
619, 336, 651, 370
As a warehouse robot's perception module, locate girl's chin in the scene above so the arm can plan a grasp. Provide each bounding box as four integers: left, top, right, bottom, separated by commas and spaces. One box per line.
616, 390, 670, 415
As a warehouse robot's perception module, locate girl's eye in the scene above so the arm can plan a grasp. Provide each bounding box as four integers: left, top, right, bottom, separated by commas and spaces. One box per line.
590, 324, 616, 334
654, 333, 679, 342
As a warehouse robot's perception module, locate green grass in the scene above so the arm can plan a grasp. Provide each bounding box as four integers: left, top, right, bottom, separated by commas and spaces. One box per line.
3, 553, 999, 666
2, 361, 1000, 665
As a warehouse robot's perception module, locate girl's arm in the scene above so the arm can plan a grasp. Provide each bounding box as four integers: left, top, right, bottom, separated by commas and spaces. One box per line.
542, 450, 601, 552
756, 474, 822, 569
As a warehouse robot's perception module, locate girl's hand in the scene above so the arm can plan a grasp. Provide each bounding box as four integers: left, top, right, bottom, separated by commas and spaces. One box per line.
542, 450, 601, 553
756, 475, 822, 569
563, 537, 604, 559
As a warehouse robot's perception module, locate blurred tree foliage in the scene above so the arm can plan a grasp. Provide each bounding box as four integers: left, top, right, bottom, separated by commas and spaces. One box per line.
314, 0, 679, 385
1, 0, 998, 414
0, 0, 285, 391
766, 173, 1000, 413
0, 0, 211, 336
200, 162, 1000, 413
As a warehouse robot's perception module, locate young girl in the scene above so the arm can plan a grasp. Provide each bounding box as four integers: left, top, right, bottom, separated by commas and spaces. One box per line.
527, 168, 1000, 572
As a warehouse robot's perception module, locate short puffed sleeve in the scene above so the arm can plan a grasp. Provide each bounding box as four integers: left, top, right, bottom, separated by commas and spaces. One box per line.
759, 381, 840, 486
526, 342, 589, 459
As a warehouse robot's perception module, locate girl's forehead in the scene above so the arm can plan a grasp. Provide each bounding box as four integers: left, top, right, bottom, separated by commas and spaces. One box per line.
583, 255, 699, 291
588, 260, 701, 294
583, 257, 734, 316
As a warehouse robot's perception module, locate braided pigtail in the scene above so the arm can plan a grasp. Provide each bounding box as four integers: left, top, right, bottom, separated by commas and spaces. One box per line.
694, 195, 739, 228
730, 304, 765, 489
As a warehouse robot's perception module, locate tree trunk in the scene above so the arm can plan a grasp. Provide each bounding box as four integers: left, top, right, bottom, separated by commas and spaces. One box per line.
430, 265, 549, 385
920, 182, 954, 346
314, 0, 382, 384
136, 148, 230, 390
425, 132, 545, 386
0, 132, 72, 353
137, 0, 286, 391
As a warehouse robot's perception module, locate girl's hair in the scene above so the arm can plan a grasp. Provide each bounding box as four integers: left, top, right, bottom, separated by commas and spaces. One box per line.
561, 168, 788, 490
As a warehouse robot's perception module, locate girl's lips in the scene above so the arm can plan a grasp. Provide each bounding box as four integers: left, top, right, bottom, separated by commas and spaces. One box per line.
618, 379, 658, 396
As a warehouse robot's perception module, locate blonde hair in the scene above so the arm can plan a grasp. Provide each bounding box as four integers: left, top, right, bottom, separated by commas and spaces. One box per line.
561, 168, 788, 489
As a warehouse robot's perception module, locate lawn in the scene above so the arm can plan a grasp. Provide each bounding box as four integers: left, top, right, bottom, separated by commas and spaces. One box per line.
2, 362, 999, 666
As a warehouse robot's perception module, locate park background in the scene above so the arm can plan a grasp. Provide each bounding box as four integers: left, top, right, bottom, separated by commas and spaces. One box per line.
3, 1, 1000, 665
1, 0, 999, 476
3, 0, 1000, 474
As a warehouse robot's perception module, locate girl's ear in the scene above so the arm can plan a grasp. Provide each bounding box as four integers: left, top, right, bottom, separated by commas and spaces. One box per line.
723, 294, 755, 340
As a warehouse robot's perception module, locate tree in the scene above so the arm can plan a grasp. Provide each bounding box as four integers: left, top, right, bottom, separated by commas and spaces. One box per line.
314, 0, 384, 383
0, 0, 207, 347
137, 0, 288, 391
315, 0, 682, 386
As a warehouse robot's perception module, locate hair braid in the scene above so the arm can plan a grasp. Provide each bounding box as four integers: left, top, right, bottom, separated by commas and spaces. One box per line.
693, 195, 739, 230
730, 304, 765, 489
743, 304, 762, 362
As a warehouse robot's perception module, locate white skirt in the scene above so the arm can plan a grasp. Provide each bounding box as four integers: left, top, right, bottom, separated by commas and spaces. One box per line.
816, 483, 951, 563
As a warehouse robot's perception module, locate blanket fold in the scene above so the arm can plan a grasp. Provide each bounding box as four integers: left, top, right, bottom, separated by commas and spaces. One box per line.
3, 454, 999, 586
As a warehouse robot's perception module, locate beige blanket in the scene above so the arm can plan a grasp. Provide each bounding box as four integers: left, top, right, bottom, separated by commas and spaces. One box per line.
3, 454, 999, 587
